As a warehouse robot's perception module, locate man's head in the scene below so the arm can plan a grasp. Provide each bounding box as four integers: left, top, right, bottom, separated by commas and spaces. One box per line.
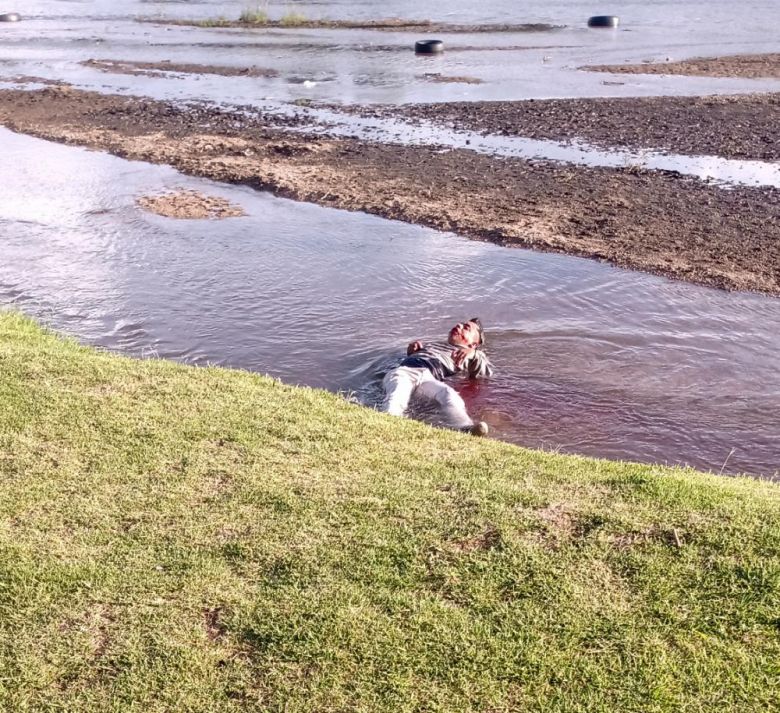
448, 318, 485, 349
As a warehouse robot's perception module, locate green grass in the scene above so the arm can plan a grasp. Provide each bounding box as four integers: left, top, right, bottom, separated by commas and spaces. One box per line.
190, 10, 307, 29
0, 311, 778, 712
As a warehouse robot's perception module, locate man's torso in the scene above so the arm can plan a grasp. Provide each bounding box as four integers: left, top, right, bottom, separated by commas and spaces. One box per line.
400, 342, 492, 381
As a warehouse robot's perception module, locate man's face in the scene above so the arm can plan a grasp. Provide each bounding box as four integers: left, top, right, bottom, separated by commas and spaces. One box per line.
448, 321, 481, 348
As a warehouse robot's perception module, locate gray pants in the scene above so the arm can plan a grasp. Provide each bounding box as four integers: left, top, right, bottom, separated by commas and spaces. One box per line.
382, 366, 473, 429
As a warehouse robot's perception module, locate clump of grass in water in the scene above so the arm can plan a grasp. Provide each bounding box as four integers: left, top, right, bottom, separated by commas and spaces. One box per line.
195, 16, 231, 27
279, 10, 308, 27
239, 5, 270, 25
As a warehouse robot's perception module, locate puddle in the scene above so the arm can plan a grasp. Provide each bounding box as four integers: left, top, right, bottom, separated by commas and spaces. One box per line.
1, 127, 779, 478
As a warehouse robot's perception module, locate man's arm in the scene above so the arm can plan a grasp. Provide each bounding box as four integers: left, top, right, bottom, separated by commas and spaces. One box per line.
407, 340, 424, 356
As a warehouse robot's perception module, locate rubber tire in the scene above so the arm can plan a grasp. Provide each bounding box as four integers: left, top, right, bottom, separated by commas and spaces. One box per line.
587, 15, 619, 28
0, 12, 21, 21
415, 39, 444, 55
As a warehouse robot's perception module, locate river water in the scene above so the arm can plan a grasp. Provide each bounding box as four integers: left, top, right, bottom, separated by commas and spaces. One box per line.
1, 128, 778, 478
1, 2, 779, 476
2, 0, 780, 105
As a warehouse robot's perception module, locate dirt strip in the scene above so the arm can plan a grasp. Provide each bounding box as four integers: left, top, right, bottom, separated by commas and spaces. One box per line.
81, 59, 279, 79
144, 18, 563, 33
0, 75, 65, 86
417, 73, 484, 84
1, 87, 778, 294
344, 93, 780, 161
582, 53, 780, 80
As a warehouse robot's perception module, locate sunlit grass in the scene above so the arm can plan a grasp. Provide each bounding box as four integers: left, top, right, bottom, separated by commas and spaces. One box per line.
278, 10, 308, 27
238, 4, 269, 25
1, 311, 778, 711
193, 16, 231, 28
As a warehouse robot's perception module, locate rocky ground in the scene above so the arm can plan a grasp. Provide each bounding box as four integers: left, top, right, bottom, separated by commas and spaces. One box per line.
341, 93, 780, 161
1, 87, 778, 294
581, 52, 780, 80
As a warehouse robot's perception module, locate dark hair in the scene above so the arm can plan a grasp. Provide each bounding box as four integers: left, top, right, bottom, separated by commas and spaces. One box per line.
469, 317, 485, 346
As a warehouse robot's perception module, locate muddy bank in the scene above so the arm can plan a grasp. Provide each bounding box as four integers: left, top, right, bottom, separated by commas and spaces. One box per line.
0, 75, 65, 86
144, 17, 563, 33
82, 59, 279, 79
583, 53, 780, 79
356, 93, 780, 161
137, 190, 245, 219
417, 73, 484, 84
0, 87, 778, 294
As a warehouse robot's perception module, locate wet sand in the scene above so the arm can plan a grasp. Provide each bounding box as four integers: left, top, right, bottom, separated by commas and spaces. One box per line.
137, 189, 245, 219
0, 75, 65, 86
145, 18, 563, 33
348, 93, 780, 162
582, 53, 780, 80
1, 87, 778, 294
417, 74, 484, 85
82, 59, 279, 79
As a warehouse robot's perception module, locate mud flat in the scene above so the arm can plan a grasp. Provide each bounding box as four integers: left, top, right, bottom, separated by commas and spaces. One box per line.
417, 73, 484, 85
1, 87, 778, 294
82, 59, 279, 79
582, 53, 780, 80
350, 93, 780, 162
137, 189, 245, 219
0, 75, 65, 86
145, 17, 563, 33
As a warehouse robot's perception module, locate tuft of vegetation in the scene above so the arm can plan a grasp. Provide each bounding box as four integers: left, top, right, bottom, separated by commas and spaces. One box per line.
194, 16, 232, 28
1, 311, 779, 712
278, 10, 308, 27
238, 4, 269, 25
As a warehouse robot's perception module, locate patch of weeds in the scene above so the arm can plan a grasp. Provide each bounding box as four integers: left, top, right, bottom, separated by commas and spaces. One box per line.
196, 16, 232, 28
622, 149, 650, 173
239, 4, 269, 25
279, 11, 308, 27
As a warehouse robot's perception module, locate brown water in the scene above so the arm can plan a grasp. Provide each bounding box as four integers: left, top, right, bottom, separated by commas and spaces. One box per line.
1, 128, 779, 478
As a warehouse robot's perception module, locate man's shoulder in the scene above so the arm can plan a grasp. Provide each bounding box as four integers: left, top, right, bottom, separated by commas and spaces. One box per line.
469, 349, 493, 375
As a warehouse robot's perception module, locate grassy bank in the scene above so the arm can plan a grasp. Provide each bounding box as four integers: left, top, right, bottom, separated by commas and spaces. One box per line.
0, 312, 778, 712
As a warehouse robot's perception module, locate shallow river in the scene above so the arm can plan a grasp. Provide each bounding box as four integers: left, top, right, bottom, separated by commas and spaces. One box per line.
1, 128, 778, 478
2, 0, 780, 105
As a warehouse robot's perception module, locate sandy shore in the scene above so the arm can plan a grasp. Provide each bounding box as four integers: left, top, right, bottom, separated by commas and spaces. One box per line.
343, 93, 780, 162
1, 87, 778, 294
582, 53, 780, 80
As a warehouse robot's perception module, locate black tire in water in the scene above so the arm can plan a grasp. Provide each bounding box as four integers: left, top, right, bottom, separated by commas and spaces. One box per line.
0, 12, 21, 21
415, 39, 444, 55
587, 15, 619, 28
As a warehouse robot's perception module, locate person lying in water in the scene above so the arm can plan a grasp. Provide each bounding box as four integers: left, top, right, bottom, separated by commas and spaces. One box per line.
382, 318, 492, 436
